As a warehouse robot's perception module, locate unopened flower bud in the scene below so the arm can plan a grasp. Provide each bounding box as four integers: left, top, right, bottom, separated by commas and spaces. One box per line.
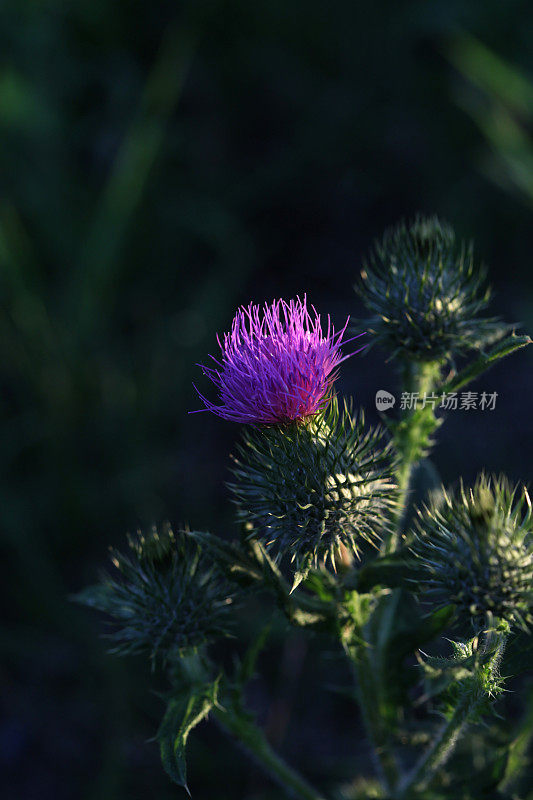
411, 475, 533, 628
356, 216, 508, 362
76, 524, 234, 663
229, 398, 397, 581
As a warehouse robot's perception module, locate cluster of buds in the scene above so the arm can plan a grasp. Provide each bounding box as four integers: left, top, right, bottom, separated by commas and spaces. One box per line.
75, 524, 233, 663
410, 475, 533, 629
356, 216, 508, 362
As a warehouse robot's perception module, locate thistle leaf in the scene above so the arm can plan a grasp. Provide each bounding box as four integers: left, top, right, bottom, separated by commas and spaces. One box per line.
157, 677, 220, 793
439, 332, 531, 394
290, 554, 314, 594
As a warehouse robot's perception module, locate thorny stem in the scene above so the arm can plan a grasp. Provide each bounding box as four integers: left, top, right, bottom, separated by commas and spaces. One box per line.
213, 705, 327, 800
385, 359, 441, 554
395, 628, 508, 798
353, 653, 401, 793
396, 694, 471, 798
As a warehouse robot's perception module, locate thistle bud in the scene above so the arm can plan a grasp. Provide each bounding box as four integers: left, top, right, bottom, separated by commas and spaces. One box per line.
229, 398, 397, 581
410, 475, 533, 629
75, 524, 234, 663
356, 216, 507, 362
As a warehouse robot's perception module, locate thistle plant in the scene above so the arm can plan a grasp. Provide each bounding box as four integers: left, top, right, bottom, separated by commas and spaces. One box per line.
77, 219, 533, 800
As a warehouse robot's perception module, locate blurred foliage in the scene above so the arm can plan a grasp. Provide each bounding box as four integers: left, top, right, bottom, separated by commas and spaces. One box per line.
1, 1, 533, 798
448, 32, 533, 205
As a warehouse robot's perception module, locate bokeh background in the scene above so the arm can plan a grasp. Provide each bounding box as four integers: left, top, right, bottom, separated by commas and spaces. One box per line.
1, 2, 533, 798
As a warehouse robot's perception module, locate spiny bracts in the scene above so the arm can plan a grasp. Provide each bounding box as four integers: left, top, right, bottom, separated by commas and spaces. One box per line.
74, 524, 234, 664
356, 216, 508, 362
229, 397, 397, 584
410, 474, 533, 629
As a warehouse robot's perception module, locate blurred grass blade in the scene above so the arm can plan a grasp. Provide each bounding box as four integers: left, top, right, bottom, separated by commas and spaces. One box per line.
448, 33, 533, 118
448, 33, 533, 206
72, 23, 196, 337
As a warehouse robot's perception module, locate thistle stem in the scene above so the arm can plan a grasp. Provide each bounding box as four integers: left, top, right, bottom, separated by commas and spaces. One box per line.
213, 705, 327, 800
353, 656, 401, 793
396, 695, 470, 797
385, 360, 441, 553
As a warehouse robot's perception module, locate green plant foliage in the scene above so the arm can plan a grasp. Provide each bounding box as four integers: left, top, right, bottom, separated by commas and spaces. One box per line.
419, 632, 506, 717
2, 0, 533, 794
158, 675, 221, 794
345, 588, 454, 715
350, 550, 425, 592
438, 332, 532, 396
74, 211, 531, 798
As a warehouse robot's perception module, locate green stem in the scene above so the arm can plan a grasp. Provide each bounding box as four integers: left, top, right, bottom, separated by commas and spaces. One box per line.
396, 695, 471, 797
213, 705, 327, 800
353, 656, 401, 793
385, 360, 441, 554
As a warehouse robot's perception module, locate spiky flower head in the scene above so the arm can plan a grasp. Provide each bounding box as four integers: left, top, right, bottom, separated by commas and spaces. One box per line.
194, 296, 361, 424
410, 475, 533, 629
356, 215, 508, 362
75, 524, 234, 664
230, 397, 397, 584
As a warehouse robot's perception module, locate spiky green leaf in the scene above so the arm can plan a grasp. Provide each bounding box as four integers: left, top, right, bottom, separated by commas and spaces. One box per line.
158, 677, 220, 794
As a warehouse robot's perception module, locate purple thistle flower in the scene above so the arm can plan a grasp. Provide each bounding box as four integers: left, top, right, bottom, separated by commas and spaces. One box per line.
193, 296, 363, 424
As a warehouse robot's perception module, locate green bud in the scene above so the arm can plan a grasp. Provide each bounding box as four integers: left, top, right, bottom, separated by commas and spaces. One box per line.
356, 215, 509, 362
229, 397, 397, 582
75, 524, 234, 664
410, 474, 533, 629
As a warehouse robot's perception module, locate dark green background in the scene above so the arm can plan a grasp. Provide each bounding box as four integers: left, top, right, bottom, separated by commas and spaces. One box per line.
1, 2, 532, 798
